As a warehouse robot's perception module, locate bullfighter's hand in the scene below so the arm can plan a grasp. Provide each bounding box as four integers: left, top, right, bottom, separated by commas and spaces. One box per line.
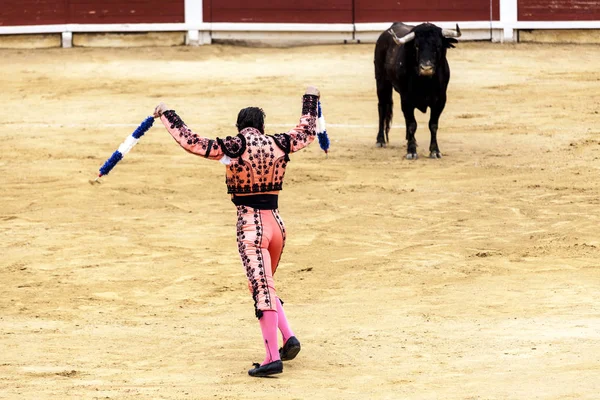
305, 86, 320, 99
153, 102, 168, 118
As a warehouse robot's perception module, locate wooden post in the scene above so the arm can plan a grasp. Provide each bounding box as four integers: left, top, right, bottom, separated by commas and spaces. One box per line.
185, 0, 208, 45
500, 0, 518, 42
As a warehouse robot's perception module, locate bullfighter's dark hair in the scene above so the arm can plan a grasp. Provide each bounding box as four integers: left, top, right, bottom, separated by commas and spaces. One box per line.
236, 107, 265, 134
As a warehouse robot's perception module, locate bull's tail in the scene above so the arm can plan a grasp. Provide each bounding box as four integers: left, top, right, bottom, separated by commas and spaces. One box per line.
384, 100, 393, 144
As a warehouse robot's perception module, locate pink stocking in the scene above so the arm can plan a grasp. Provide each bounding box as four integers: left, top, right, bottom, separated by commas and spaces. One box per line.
276, 297, 295, 343
259, 310, 280, 365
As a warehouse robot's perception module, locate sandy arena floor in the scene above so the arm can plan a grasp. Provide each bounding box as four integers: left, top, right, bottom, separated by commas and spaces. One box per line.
1, 41, 599, 399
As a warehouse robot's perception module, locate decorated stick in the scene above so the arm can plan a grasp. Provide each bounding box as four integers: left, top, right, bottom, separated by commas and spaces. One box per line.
317, 101, 330, 156
92, 116, 154, 183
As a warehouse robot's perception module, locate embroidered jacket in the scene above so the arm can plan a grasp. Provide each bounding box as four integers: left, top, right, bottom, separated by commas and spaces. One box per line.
160, 94, 318, 194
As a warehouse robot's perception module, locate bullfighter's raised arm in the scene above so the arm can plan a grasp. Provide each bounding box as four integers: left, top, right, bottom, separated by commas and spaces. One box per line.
156, 105, 225, 160
271, 93, 319, 154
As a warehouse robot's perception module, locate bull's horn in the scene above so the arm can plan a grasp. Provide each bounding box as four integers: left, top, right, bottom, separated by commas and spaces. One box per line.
442, 24, 462, 38
388, 29, 415, 45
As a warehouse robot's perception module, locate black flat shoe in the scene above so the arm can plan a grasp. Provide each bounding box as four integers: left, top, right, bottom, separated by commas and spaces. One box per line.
279, 336, 301, 361
248, 360, 283, 377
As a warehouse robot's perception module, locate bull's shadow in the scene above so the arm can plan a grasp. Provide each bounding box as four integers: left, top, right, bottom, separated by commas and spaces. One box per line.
374, 22, 460, 159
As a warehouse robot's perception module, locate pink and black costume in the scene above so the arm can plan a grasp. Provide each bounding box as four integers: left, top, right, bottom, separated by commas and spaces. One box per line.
159, 94, 318, 375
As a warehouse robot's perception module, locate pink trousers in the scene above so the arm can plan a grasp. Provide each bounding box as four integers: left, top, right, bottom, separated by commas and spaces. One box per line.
236, 206, 286, 318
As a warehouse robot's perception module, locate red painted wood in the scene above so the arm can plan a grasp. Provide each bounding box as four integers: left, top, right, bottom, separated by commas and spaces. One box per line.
355, 0, 496, 23
68, 0, 184, 24
203, 0, 212, 23
208, 0, 353, 23
6, 0, 594, 30
0, 0, 67, 26
518, 0, 600, 21
492, 0, 500, 21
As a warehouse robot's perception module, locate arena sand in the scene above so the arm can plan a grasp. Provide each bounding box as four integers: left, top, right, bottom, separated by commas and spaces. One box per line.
1, 42, 599, 399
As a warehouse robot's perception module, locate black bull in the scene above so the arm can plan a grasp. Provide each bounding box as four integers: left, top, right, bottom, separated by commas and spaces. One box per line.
374, 22, 460, 159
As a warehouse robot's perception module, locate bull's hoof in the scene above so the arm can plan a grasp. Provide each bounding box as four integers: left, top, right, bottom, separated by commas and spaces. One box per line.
376, 142, 387, 148
429, 151, 442, 159
406, 152, 418, 160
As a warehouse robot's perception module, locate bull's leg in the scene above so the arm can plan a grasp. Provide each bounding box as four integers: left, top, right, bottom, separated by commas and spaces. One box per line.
376, 80, 393, 147
428, 101, 446, 159
402, 104, 418, 160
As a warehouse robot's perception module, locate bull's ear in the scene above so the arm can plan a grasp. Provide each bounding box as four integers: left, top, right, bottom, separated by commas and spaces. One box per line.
444, 37, 458, 48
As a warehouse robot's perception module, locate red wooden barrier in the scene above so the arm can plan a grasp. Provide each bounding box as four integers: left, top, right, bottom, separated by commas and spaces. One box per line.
354, 0, 500, 23
0, 0, 67, 26
518, 0, 600, 21
3, 0, 599, 29
68, 0, 184, 24
202, 0, 353, 23
0, 0, 184, 26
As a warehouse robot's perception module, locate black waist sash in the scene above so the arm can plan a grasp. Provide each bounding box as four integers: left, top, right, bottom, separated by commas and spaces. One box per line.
231, 194, 279, 210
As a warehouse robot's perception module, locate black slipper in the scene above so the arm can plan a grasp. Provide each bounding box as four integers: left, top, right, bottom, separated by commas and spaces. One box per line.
248, 360, 283, 377
279, 336, 301, 361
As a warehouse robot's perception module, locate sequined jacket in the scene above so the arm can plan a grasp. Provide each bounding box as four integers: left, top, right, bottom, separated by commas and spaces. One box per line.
160, 94, 318, 194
